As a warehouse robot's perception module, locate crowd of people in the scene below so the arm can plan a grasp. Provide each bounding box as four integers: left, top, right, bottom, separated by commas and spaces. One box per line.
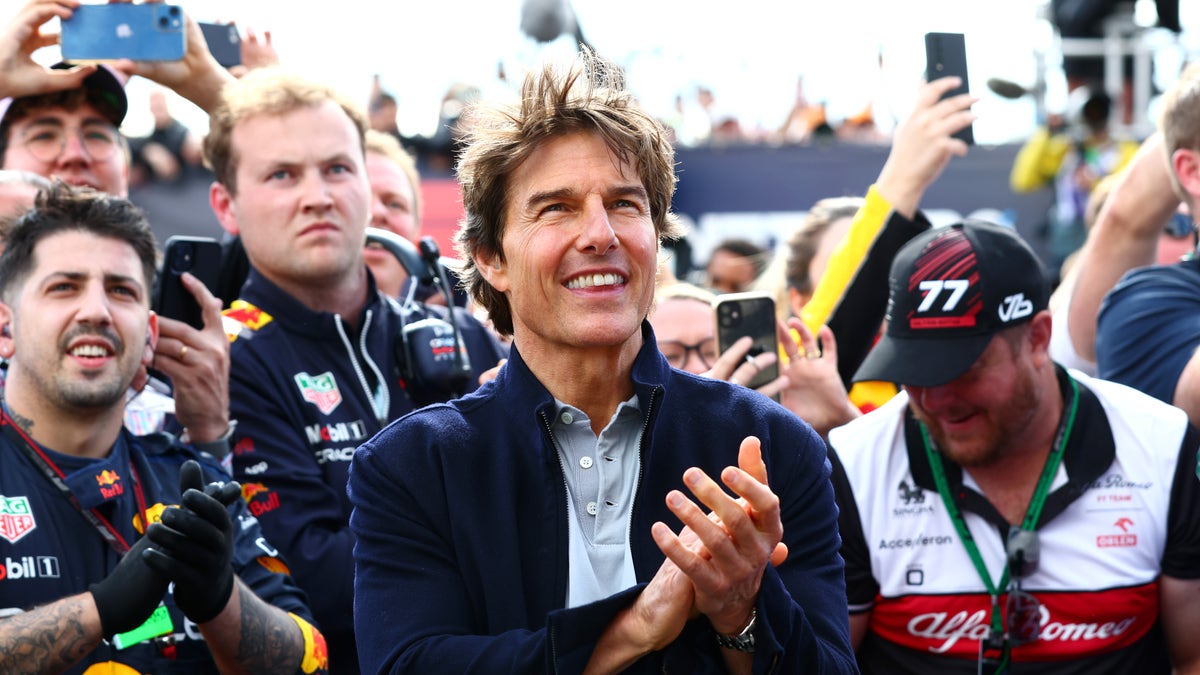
2, 1, 1200, 674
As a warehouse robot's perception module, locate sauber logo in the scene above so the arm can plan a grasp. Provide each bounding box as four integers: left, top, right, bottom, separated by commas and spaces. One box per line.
294, 372, 342, 415
1098, 518, 1137, 548
998, 293, 1034, 322
0, 495, 35, 544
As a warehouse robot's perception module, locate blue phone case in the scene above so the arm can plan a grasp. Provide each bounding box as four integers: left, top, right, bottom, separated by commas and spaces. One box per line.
61, 4, 185, 62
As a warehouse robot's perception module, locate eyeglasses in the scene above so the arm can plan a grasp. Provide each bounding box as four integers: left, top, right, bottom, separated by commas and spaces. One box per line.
1004, 528, 1041, 646
18, 122, 121, 163
658, 338, 717, 370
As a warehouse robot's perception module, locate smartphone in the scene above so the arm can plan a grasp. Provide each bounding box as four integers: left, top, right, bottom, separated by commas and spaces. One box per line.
199, 22, 242, 69
61, 4, 186, 62
924, 31, 974, 145
713, 291, 780, 391
155, 236, 222, 329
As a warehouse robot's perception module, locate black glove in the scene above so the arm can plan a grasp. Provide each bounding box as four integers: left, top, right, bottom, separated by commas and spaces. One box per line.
88, 533, 169, 639
144, 460, 240, 624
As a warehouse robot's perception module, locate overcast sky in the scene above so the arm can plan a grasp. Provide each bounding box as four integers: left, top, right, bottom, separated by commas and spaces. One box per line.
101, 0, 1200, 145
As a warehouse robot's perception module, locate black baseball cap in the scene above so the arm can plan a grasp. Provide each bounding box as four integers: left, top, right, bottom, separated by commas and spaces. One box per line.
0, 63, 128, 131
854, 220, 1049, 387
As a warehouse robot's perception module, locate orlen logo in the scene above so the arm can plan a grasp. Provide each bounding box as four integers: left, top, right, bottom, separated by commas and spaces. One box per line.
0, 556, 60, 581
1097, 518, 1137, 548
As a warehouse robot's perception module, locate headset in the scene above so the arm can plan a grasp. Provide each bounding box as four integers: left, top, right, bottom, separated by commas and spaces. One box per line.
365, 228, 473, 405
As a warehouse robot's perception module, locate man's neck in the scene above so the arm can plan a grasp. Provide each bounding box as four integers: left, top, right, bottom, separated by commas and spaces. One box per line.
265, 266, 370, 330
4, 395, 123, 460
966, 370, 1067, 525
517, 336, 641, 437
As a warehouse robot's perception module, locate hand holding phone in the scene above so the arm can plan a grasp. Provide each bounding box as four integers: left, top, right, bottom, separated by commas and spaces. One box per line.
155, 236, 222, 329
61, 4, 187, 62
924, 32, 974, 145
713, 292, 781, 392
199, 22, 242, 69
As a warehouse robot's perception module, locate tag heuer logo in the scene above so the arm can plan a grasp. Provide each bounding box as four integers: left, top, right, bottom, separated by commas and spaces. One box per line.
294, 372, 343, 415
0, 495, 36, 544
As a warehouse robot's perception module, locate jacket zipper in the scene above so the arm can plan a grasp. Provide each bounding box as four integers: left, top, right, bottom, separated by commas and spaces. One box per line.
540, 408, 566, 675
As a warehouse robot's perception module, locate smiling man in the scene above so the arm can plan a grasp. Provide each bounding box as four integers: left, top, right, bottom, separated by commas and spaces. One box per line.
0, 183, 325, 674
349, 52, 855, 674
828, 219, 1200, 673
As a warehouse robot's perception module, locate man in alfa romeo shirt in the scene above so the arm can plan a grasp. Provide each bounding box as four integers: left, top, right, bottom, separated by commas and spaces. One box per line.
828, 220, 1200, 673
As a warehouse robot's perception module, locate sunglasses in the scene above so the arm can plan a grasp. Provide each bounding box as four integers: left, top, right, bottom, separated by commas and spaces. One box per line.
1005, 527, 1042, 646
978, 528, 1041, 674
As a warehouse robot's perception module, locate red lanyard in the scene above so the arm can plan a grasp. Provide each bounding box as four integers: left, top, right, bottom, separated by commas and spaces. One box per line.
1, 407, 148, 555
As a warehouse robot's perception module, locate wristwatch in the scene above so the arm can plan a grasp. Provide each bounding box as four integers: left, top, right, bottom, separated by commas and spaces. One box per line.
714, 608, 757, 653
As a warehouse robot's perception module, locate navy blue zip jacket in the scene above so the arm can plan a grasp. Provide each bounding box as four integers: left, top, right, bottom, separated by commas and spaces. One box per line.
349, 322, 856, 674
223, 267, 507, 674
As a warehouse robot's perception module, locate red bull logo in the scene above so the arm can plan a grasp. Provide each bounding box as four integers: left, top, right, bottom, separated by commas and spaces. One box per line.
95, 470, 124, 499
241, 483, 280, 516
224, 300, 274, 331
241, 482, 269, 502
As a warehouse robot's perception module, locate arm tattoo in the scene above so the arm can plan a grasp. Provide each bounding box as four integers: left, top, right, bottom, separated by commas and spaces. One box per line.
0, 596, 100, 673
236, 591, 304, 673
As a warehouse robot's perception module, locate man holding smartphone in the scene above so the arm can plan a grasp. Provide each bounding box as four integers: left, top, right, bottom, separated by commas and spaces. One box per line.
0, 183, 328, 674
0, 0, 235, 450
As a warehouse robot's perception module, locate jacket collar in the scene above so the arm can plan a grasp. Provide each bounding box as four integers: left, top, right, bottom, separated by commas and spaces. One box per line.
484, 320, 670, 447
238, 266, 386, 339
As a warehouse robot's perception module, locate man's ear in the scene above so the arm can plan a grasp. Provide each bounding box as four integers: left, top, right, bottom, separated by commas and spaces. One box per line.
0, 303, 13, 359
143, 313, 160, 367
474, 251, 509, 293
1172, 148, 1200, 203
209, 181, 240, 236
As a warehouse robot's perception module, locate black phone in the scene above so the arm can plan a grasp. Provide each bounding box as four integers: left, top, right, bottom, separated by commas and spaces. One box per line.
154, 236, 222, 329
713, 291, 780, 392
925, 31, 974, 145
199, 22, 242, 69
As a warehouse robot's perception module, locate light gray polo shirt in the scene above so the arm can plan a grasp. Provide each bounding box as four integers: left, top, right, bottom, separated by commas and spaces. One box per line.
550, 394, 642, 607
